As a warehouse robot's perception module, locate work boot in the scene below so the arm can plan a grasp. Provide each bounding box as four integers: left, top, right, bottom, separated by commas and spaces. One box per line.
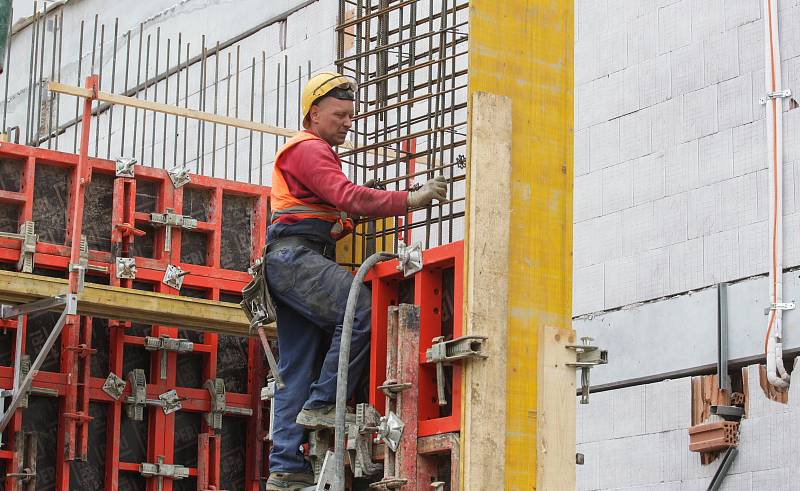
265, 471, 315, 490
295, 404, 355, 429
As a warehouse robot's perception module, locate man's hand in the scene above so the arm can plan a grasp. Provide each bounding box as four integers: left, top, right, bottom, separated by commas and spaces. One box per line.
407, 175, 448, 208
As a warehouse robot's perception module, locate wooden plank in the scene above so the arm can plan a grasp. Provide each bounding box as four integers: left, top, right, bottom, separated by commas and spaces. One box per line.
461, 91, 512, 490
47, 81, 429, 167
0, 269, 271, 337
465, 1, 574, 488
536, 326, 577, 490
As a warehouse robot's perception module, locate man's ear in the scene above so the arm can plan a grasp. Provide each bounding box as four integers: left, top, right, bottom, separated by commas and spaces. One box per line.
309, 104, 320, 125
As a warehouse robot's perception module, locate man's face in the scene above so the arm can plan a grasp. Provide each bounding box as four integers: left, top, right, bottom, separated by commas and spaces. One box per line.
309, 96, 354, 146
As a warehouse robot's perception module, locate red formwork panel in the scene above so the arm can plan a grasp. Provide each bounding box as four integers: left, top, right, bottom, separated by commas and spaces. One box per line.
366, 241, 464, 437
0, 141, 270, 491
0, 140, 467, 489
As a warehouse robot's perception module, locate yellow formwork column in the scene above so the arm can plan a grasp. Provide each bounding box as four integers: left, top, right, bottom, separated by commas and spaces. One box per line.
462, 1, 574, 490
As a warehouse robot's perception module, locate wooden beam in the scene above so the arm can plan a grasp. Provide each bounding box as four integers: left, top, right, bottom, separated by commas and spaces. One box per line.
464, 1, 575, 489
47, 81, 430, 167
536, 326, 577, 487
0, 270, 273, 337
461, 91, 512, 490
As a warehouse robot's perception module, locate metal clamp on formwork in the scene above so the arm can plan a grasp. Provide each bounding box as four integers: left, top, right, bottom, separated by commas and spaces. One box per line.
115, 157, 137, 178
425, 335, 488, 406
566, 337, 608, 404
0, 221, 37, 273
346, 403, 383, 478
140, 456, 189, 491
116, 257, 137, 279
17, 356, 31, 408
396, 241, 423, 277
167, 165, 191, 188
759, 88, 792, 104
70, 236, 109, 292
144, 335, 194, 380
124, 370, 186, 418
203, 378, 254, 430
101, 372, 126, 400
150, 208, 197, 253
162, 264, 189, 290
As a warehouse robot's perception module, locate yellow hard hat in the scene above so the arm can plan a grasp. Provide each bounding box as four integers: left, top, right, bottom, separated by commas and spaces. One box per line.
301, 71, 357, 128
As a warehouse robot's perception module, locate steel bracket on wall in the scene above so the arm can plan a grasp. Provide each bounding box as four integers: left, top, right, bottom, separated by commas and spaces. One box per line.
566, 336, 608, 404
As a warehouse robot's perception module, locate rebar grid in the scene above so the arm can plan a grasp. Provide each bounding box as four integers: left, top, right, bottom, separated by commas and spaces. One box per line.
2, 1, 319, 186
336, 0, 469, 260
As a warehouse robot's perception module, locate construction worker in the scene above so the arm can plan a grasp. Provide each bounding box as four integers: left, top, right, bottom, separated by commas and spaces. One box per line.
264, 71, 447, 490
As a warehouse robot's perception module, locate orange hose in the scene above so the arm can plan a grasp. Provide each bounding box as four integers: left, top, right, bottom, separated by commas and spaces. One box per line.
765, 0, 779, 356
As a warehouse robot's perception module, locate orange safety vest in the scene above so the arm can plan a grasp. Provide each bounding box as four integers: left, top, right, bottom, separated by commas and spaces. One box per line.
270, 131, 354, 240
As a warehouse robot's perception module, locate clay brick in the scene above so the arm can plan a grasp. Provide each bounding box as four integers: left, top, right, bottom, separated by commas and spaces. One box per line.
688, 421, 739, 452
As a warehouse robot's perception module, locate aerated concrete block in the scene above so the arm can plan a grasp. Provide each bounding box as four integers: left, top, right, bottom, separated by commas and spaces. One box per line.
602, 160, 633, 213
703, 228, 740, 284
682, 85, 718, 141
579, 388, 613, 442
573, 264, 605, 316
704, 30, 740, 84
732, 120, 766, 176
598, 26, 627, 77
575, 38, 599, 87
574, 219, 600, 269
591, 119, 621, 172
639, 54, 672, 108
620, 110, 653, 163
633, 152, 666, 205
622, 202, 655, 256
670, 41, 705, 96
652, 192, 688, 248
665, 139, 699, 195
737, 20, 764, 74
597, 211, 624, 263
574, 170, 602, 222
688, 182, 723, 238
718, 74, 754, 130
691, 0, 725, 42
651, 97, 681, 153
637, 247, 670, 300
724, 0, 761, 30
658, 0, 691, 54
575, 442, 600, 491
783, 108, 800, 164
737, 219, 769, 277
623, 65, 641, 114
576, 129, 590, 177
598, 70, 627, 122
645, 378, 692, 434
628, 11, 658, 65
604, 255, 638, 308
698, 129, 734, 187
667, 237, 704, 292
779, 6, 800, 61
720, 172, 760, 229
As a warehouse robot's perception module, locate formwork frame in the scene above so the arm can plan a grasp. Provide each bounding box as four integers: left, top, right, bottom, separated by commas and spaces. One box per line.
0, 76, 272, 490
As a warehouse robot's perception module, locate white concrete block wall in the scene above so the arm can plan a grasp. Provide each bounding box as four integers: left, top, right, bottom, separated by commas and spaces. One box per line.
574, 0, 800, 316
576, 360, 800, 490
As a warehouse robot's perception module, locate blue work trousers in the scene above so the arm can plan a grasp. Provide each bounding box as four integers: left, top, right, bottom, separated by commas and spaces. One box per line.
265, 245, 372, 473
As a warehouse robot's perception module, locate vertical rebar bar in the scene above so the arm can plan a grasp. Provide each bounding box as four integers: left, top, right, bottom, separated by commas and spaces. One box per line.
107, 18, 118, 159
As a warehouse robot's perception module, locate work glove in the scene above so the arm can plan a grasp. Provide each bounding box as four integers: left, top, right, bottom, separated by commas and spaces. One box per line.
407, 175, 448, 208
